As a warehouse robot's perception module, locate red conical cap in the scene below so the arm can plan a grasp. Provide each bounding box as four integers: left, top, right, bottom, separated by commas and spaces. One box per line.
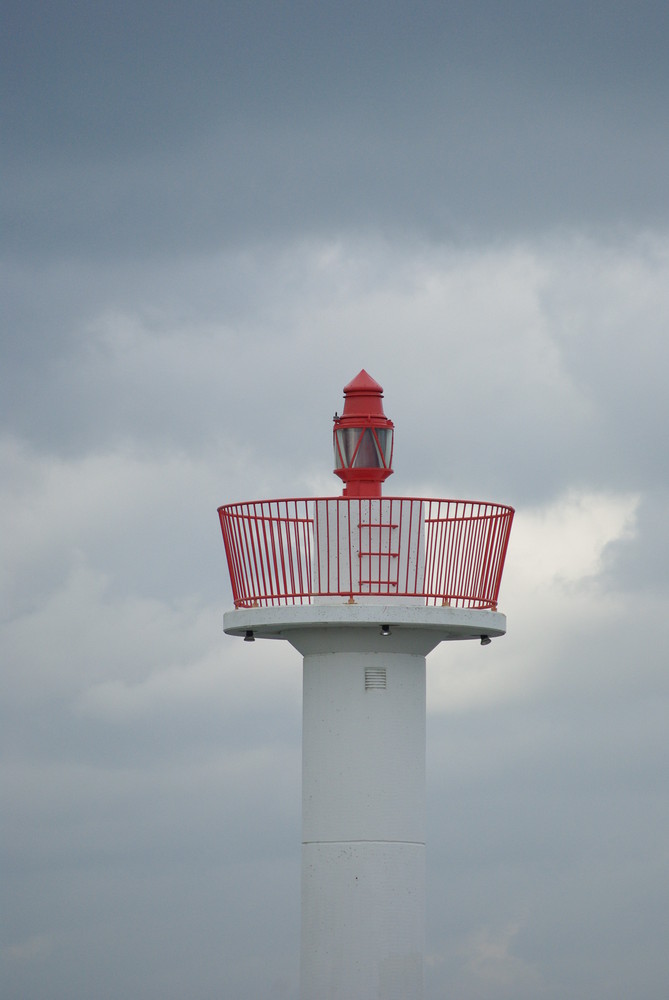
340, 369, 388, 420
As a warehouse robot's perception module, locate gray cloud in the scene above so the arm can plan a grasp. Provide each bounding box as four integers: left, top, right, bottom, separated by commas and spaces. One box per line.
4, 3, 669, 263
2, 4, 669, 999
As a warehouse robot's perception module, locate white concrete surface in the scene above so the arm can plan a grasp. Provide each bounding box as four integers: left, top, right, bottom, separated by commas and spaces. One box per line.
312, 498, 425, 604
298, 637, 427, 999
223, 602, 507, 643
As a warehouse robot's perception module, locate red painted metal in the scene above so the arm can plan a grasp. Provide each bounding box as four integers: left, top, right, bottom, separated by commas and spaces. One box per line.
218, 497, 514, 610
333, 369, 394, 497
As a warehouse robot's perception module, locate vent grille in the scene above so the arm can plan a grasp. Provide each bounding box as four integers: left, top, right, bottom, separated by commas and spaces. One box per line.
365, 667, 387, 690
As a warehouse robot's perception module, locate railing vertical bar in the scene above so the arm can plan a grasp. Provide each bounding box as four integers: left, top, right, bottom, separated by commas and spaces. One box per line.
238, 505, 256, 606
346, 498, 353, 598
263, 501, 277, 605
288, 501, 299, 604
491, 512, 507, 603
449, 506, 463, 606
229, 508, 250, 607
467, 504, 482, 604
490, 511, 512, 606
477, 504, 490, 604
425, 500, 440, 602
219, 510, 240, 606
484, 512, 500, 604
476, 506, 490, 606
432, 504, 443, 602
238, 502, 257, 606
445, 504, 454, 602
480, 505, 494, 606
256, 501, 273, 606
288, 501, 298, 603
426, 501, 439, 604
478, 505, 494, 607
300, 499, 310, 603
448, 502, 461, 605
272, 502, 285, 603
276, 501, 288, 603
234, 504, 252, 606
294, 500, 305, 602
468, 503, 481, 605
399, 499, 409, 593
427, 501, 440, 603
314, 499, 323, 596
305, 501, 314, 601
281, 501, 294, 604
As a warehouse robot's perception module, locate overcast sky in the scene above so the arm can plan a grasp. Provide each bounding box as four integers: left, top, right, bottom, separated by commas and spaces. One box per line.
2, 3, 669, 998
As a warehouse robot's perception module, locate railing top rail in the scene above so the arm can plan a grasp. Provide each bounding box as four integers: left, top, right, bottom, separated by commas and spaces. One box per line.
219, 495, 515, 512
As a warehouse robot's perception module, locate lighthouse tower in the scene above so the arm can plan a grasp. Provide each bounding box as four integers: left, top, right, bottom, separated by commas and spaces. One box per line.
218, 371, 513, 1000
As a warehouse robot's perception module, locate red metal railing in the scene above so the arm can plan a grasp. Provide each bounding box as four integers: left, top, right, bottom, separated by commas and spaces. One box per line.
218, 497, 514, 610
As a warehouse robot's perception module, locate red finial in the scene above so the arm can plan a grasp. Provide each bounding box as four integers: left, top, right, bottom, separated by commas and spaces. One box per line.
332, 370, 394, 497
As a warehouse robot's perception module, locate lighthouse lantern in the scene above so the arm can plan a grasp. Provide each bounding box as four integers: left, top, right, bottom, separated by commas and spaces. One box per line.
332, 369, 394, 496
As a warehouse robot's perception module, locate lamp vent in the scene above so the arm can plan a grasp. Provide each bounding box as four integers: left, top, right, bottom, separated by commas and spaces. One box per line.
365, 667, 387, 690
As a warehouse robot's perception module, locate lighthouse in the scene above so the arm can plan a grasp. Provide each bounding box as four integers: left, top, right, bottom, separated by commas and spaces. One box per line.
218, 371, 513, 1000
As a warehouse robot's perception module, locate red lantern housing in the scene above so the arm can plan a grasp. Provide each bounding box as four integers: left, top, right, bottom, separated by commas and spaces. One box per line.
333, 370, 394, 497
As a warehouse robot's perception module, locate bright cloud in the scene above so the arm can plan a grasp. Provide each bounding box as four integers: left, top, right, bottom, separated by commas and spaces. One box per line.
427, 489, 639, 713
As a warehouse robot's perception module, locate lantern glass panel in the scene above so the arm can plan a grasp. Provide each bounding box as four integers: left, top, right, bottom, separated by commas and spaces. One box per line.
334, 427, 361, 468
351, 428, 381, 468
374, 428, 393, 467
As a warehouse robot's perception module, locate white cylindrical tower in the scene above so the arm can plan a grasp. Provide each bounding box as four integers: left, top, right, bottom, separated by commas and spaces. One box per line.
298, 626, 429, 999
218, 371, 514, 1000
